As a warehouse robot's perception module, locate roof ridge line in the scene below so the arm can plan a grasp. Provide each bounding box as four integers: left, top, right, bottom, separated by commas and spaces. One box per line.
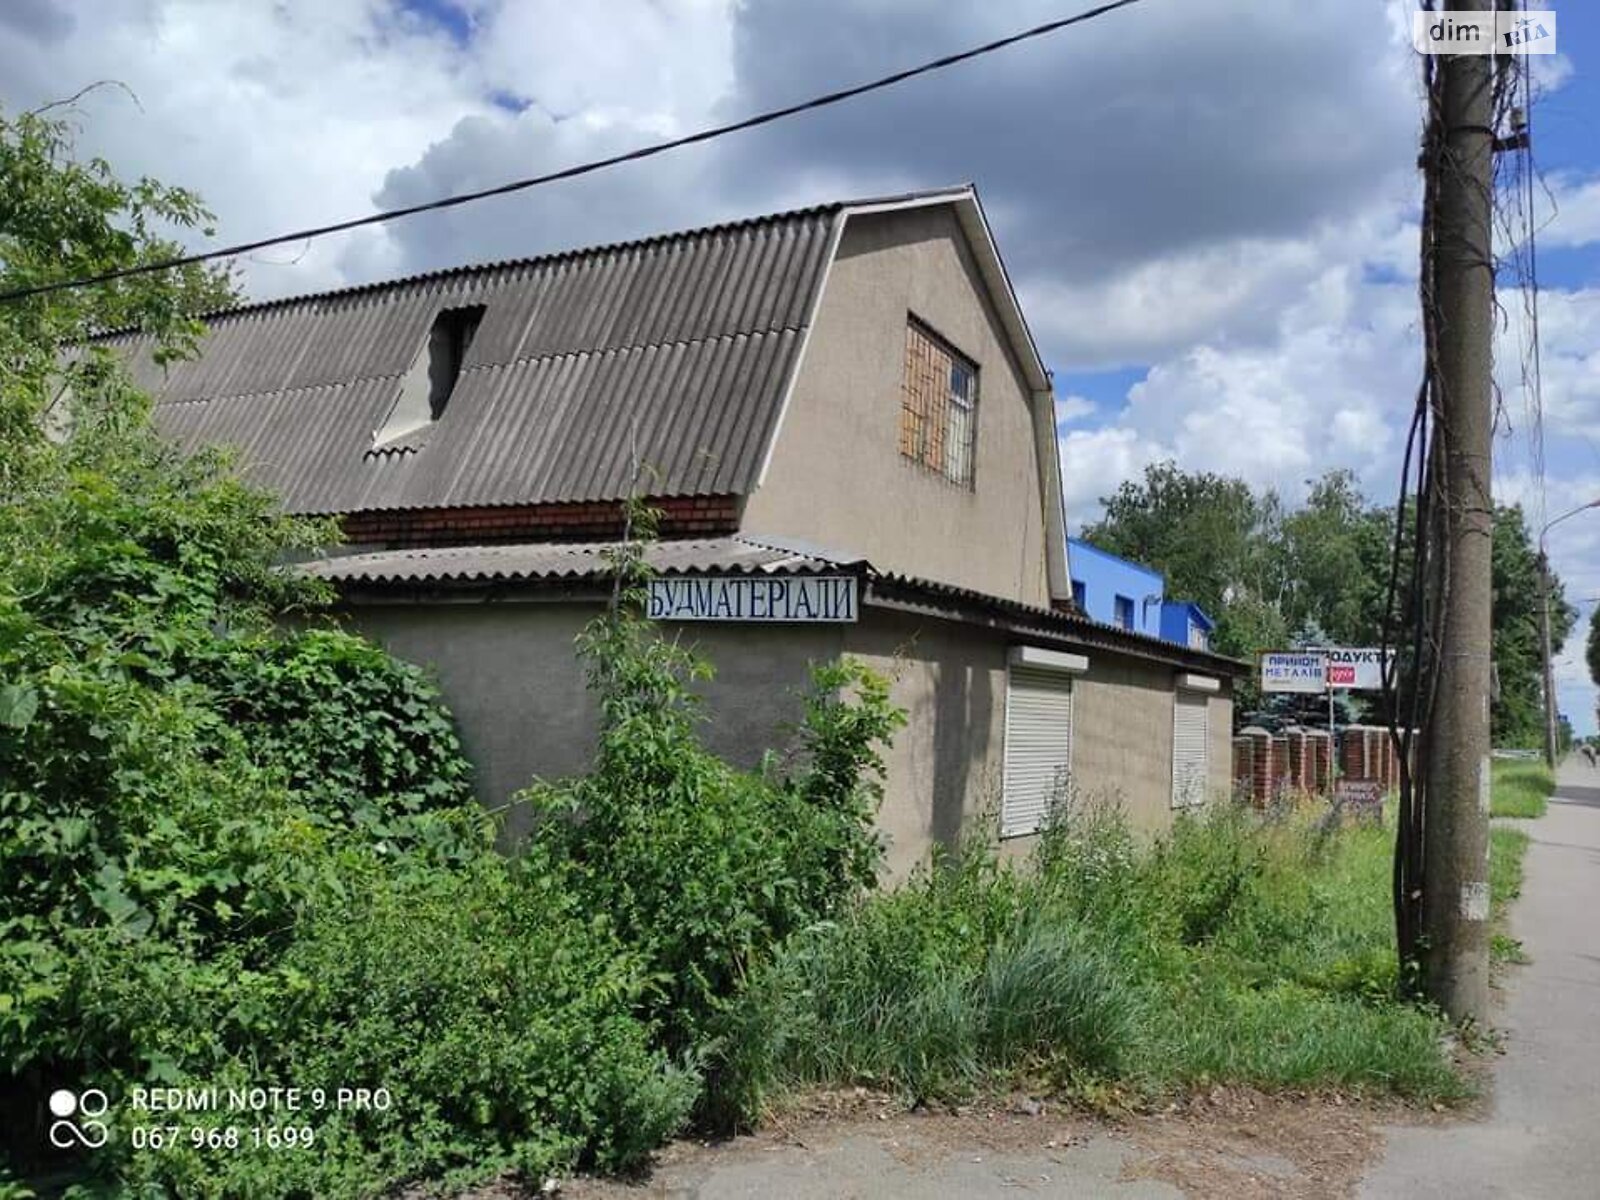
92, 185, 975, 341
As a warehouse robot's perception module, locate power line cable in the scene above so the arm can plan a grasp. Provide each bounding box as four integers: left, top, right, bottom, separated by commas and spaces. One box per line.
0, 0, 1150, 305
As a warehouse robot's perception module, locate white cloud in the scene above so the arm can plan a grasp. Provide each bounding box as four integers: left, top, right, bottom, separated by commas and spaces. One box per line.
1054, 394, 1095, 426
1536, 172, 1600, 250
473, 0, 733, 129
1059, 426, 1172, 529
0, 1, 493, 297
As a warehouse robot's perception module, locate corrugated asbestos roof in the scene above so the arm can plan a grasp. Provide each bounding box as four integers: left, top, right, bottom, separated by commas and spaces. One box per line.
302, 536, 851, 585
108, 201, 856, 514
302, 536, 1248, 677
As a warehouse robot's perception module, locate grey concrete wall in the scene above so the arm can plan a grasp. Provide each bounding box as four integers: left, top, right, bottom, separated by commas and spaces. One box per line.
343, 598, 1233, 874
743, 207, 1051, 608
1071, 655, 1184, 835
842, 611, 1010, 879
345, 600, 841, 840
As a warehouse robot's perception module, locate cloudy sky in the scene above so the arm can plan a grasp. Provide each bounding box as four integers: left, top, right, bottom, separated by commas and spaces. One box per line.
3, 0, 1596, 733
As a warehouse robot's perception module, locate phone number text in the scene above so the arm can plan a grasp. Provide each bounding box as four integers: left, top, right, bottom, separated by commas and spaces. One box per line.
130, 1125, 316, 1152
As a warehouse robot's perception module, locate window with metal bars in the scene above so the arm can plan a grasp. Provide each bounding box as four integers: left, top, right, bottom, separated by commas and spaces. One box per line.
900, 317, 978, 487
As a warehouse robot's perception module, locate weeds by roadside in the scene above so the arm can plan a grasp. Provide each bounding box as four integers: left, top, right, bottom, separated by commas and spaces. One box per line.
719, 798, 1486, 1124
1490, 760, 1555, 819
1489, 825, 1530, 968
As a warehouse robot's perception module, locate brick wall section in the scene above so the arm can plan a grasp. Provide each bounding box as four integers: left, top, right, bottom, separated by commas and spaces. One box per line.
341, 495, 741, 548
1338, 725, 1402, 785
1371, 728, 1392, 789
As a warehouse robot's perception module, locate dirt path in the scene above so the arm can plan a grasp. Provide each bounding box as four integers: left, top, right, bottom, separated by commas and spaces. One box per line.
557, 1088, 1398, 1199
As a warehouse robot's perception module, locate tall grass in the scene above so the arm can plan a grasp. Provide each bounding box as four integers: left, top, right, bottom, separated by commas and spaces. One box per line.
718, 799, 1488, 1120
1491, 759, 1556, 818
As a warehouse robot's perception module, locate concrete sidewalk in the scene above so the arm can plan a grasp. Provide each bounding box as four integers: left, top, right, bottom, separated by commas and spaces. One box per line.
1361, 757, 1600, 1199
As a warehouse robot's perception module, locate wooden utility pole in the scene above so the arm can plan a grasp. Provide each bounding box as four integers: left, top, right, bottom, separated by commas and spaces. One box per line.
1422, 0, 1495, 1024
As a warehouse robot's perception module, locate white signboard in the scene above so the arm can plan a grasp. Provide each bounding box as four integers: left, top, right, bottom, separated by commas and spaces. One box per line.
1313, 647, 1395, 691
647, 575, 858, 623
1261, 652, 1327, 694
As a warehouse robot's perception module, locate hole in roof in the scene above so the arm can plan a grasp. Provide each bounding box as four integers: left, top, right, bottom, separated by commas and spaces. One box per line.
372, 304, 484, 449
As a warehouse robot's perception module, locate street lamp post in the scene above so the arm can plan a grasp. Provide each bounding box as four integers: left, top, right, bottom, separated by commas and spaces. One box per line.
1539, 499, 1600, 768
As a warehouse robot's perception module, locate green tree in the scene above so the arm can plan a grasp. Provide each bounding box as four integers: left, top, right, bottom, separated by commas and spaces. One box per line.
1084, 460, 1270, 618
1279, 470, 1392, 645
1587, 606, 1599, 691
1084, 461, 1288, 711
1, 103, 236, 485
1081, 465, 1577, 742
1580, 604, 1593, 691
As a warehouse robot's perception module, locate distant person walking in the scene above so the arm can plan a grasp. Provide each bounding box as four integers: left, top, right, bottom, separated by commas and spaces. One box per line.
1583, 743, 1597, 769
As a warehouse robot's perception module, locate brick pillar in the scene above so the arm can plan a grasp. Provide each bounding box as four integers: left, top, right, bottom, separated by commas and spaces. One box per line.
1284, 727, 1305, 794
1338, 725, 1363, 780
1242, 726, 1273, 806
1273, 733, 1291, 800
1366, 727, 1387, 788
1307, 729, 1332, 794
1233, 736, 1255, 800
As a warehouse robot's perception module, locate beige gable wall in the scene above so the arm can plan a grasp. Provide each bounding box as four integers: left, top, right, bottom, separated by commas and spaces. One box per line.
742, 206, 1052, 608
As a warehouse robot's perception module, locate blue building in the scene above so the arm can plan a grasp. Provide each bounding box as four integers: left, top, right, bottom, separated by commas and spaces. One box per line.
1159, 600, 1216, 652
1067, 538, 1214, 651
1067, 538, 1164, 637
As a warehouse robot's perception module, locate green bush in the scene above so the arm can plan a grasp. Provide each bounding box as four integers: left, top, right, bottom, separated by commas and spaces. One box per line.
522, 545, 905, 1110
93, 853, 697, 1198
200, 629, 479, 840
0, 363, 686, 1196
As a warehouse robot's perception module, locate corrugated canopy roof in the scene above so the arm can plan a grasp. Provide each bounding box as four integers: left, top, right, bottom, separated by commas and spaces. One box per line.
106, 199, 879, 514
302, 535, 1248, 677
302, 536, 851, 586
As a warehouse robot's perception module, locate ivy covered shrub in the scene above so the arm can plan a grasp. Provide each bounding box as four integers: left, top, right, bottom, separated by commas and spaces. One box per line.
202, 629, 478, 839
70, 851, 698, 1198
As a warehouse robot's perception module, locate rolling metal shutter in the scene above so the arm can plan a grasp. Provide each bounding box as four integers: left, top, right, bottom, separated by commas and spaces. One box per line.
1002, 667, 1074, 837
1172, 691, 1210, 808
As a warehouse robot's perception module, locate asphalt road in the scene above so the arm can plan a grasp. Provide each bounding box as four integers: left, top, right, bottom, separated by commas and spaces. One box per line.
1361, 755, 1600, 1199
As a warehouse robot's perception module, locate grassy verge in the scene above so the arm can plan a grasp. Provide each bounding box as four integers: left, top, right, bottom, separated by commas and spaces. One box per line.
722, 800, 1495, 1118
1490, 824, 1531, 966
1491, 759, 1555, 818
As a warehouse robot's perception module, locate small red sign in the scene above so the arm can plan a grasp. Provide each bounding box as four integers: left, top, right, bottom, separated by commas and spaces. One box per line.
1327, 665, 1357, 686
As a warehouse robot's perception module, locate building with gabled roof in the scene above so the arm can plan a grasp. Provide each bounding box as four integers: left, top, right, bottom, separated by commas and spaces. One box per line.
113, 185, 1245, 874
